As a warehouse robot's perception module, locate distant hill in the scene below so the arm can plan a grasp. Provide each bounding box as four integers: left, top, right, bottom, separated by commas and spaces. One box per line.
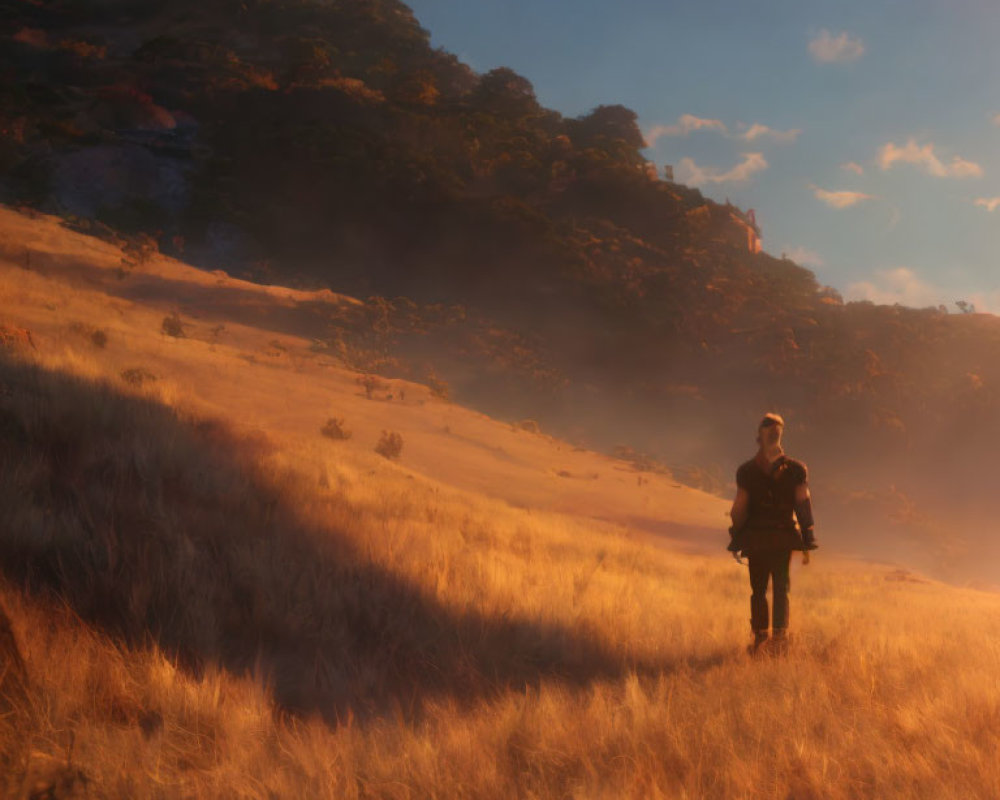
5, 0, 1000, 576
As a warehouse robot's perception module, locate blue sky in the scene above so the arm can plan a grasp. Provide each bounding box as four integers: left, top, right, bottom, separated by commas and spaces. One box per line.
406, 0, 1000, 311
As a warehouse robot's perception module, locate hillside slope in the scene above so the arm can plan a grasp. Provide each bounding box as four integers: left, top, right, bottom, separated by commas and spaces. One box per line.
2, 205, 1000, 798
0, 205, 725, 538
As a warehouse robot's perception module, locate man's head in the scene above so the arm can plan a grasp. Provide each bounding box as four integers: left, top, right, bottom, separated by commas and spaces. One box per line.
757, 412, 784, 448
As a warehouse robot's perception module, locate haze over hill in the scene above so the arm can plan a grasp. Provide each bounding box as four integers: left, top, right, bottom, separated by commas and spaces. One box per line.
3, 0, 1000, 583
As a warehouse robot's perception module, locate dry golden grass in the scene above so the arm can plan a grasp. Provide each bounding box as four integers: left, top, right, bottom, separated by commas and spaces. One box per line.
0, 206, 728, 537
1, 207, 1000, 798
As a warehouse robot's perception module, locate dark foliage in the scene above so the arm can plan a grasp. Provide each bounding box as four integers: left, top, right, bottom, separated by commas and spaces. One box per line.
320, 417, 352, 441
375, 429, 403, 460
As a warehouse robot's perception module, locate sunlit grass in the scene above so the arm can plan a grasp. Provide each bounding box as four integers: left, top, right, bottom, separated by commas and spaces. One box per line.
2, 208, 1000, 798
3, 342, 1000, 798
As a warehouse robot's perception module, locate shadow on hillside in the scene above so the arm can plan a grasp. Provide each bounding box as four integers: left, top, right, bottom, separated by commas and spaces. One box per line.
0, 352, 733, 724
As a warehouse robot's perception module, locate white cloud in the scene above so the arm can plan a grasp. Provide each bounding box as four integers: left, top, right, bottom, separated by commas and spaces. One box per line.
943, 156, 982, 178
737, 123, 802, 143
783, 246, 824, 268
846, 268, 999, 313
646, 115, 802, 147
878, 139, 983, 178
975, 197, 1000, 212
808, 30, 865, 63
809, 184, 874, 208
645, 114, 727, 145
841, 161, 865, 175
675, 153, 768, 185
846, 268, 948, 308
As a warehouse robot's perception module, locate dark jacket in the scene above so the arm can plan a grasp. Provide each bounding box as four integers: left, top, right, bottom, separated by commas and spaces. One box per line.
733, 454, 808, 553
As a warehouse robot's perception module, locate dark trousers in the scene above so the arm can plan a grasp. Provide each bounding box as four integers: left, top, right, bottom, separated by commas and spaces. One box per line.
748, 550, 792, 633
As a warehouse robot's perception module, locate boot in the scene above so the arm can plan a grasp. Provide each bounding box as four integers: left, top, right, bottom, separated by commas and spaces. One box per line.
747, 630, 769, 656
767, 628, 789, 656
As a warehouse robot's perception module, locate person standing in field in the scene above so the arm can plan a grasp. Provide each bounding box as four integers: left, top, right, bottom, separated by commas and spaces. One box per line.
727, 413, 817, 654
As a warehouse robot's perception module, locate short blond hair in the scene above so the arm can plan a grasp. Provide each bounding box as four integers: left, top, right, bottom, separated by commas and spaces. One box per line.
759, 412, 784, 429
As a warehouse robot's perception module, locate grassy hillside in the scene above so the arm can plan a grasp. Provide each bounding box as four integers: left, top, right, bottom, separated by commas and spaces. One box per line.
0, 206, 725, 533
2, 207, 1000, 798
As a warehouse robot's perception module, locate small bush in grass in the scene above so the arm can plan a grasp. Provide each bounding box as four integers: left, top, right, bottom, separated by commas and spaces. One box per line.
320, 418, 352, 441
161, 312, 185, 338
121, 232, 158, 270
514, 419, 541, 434
120, 367, 157, 387
427, 373, 450, 401
69, 322, 107, 348
358, 374, 386, 399
375, 430, 403, 460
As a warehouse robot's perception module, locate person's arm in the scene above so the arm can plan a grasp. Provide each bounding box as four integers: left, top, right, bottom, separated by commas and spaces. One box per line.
728, 487, 749, 553
794, 483, 816, 550
730, 487, 749, 531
